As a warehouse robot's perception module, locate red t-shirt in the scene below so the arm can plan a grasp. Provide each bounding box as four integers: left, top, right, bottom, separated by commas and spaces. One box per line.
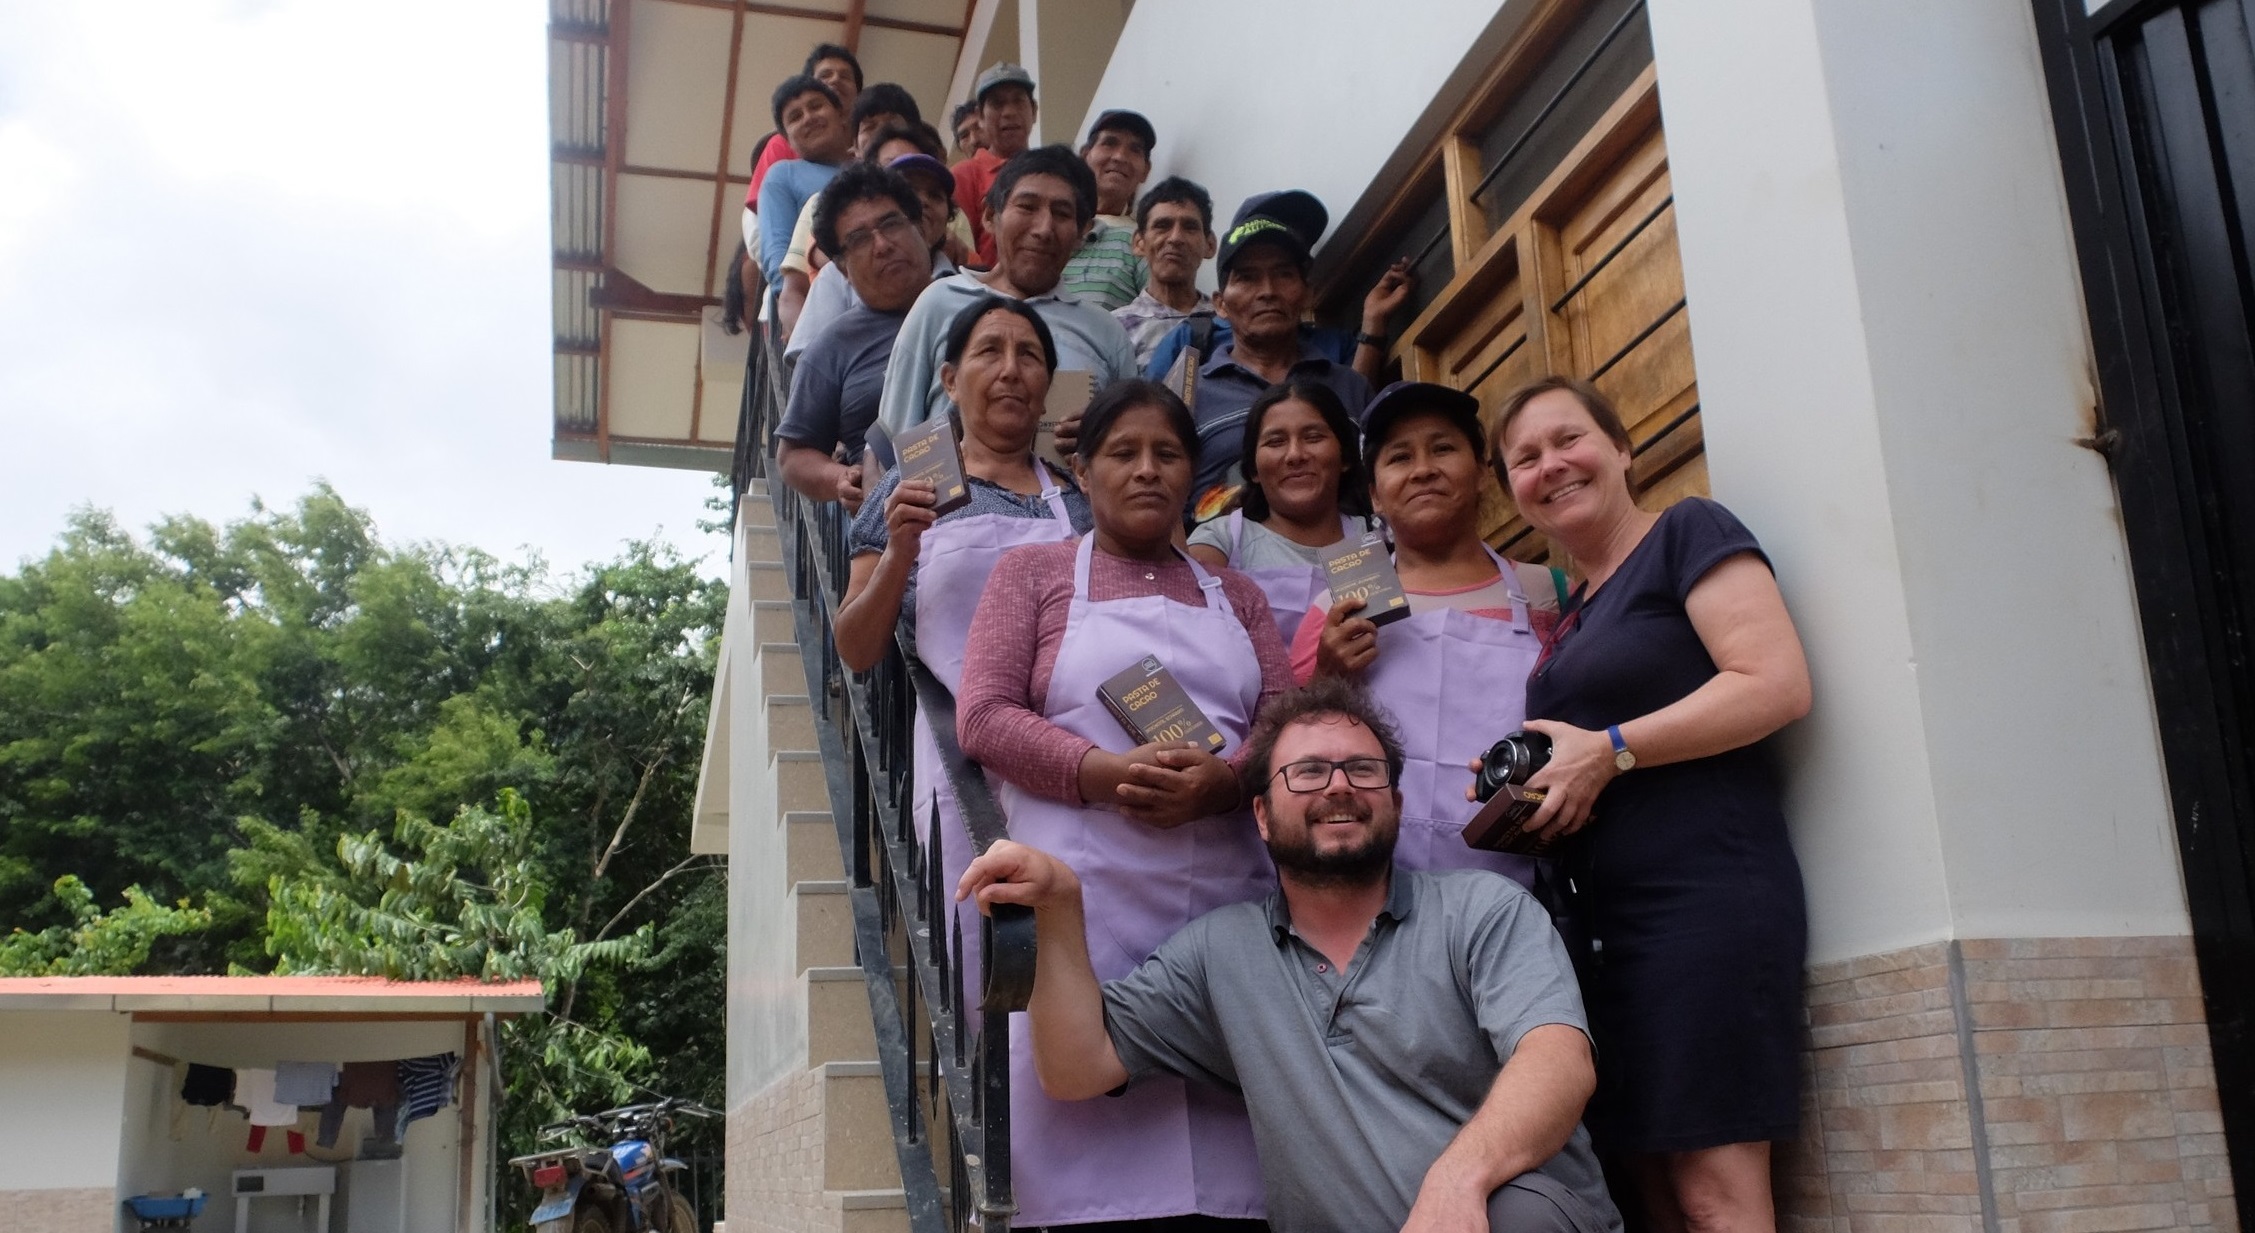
951, 148, 1006, 267
744, 135, 798, 208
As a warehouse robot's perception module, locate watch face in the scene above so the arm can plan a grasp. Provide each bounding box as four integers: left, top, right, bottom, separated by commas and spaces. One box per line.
1615, 750, 1636, 771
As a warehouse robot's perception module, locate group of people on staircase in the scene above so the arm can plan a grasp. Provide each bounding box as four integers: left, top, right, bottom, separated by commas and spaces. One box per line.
747, 43, 1815, 1233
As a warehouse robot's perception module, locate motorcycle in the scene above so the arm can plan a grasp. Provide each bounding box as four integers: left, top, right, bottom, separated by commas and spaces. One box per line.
508, 1096, 716, 1233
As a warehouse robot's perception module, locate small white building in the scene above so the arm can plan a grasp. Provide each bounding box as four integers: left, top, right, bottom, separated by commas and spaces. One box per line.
0, 975, 542, 1233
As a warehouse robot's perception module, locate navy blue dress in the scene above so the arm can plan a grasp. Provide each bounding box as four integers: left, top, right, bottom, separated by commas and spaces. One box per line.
1524, 498, 1806, 1153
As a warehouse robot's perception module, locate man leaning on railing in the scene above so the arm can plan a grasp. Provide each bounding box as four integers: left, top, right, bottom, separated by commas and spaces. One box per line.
957, 678, 1625, 1233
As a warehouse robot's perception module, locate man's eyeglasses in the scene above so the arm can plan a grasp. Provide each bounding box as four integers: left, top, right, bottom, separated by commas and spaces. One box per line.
1271, 757, 1393, 794
840, 213, 918, 258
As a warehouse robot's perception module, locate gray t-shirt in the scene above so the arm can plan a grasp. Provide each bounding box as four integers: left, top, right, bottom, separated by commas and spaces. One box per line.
774, 301, 908, 462
1102, 868, 1622, 1233
1187, 513, 1376, 571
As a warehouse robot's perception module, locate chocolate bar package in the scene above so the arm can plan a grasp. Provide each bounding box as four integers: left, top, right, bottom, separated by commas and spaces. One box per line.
1318, 530, 1412, 626
1096, 655, 1226, 753
893, 412, 972, 516
1460, 784, 1561, 857
1037, 369, 1094, 469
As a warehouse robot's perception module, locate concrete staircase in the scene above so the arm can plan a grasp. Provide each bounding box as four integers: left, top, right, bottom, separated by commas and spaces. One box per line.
721, 482, 913, 1233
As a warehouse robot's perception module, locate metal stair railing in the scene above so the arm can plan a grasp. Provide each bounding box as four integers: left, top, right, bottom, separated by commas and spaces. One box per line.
735, 328, 1035, 1233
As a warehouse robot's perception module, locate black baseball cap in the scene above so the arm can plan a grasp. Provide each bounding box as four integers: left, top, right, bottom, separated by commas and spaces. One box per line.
1084, 108, 1156, 153
1360, 382, 1486, 463
1216, 190, 1328, 280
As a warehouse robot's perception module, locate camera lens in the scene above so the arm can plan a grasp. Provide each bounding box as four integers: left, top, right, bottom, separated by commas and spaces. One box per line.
1473, 730, 1553, 801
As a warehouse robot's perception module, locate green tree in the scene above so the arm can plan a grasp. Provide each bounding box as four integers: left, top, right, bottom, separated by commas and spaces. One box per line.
0, 876, 211, 975
0, 487, 728, 1160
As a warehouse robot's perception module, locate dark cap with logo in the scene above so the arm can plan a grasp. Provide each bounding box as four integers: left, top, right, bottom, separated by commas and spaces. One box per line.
1360, 381, 1487, 462
974, 62, 1036, 104
1217, 190, 1329, 281
1084, 108, 1156, 153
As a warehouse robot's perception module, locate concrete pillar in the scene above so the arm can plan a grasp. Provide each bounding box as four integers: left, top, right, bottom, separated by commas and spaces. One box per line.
1650, 0, 2227, 1225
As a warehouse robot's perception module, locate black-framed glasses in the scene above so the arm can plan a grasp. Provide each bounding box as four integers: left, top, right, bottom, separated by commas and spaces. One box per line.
1272, 757, 1393, 793
839, 213, 917, 258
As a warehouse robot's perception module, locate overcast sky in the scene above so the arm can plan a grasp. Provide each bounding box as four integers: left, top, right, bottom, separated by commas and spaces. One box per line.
0, 0, 722, 579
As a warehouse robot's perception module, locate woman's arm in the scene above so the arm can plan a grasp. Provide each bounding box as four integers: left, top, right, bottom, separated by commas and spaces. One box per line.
958, 549, 1111, 803
1521, 551, 1811, 836
832, 481, 937, 672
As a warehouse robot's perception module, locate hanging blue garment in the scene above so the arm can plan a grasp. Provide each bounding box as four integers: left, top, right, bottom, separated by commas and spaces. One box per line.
393, 1052, 460, 1143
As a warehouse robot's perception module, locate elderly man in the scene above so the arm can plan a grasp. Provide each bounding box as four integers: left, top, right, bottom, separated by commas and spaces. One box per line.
876, 144, 1136, 437
787, 130, 960, 361
951, 62, 1039, 265
958, 678, 1623, 1233
1112, 176, 1218, 367
773, 164, 937, 511
1057, 109, 1154, 311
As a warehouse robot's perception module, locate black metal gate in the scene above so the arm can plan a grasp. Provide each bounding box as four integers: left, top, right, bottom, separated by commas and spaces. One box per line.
2034, 0, 2255, 1224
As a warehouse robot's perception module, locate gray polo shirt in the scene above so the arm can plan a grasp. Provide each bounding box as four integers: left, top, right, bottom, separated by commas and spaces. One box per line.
875, 270, 1139, 435
1101, 867, 1621, 1233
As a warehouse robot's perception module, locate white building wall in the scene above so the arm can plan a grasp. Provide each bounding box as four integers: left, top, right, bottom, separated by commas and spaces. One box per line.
724, 514, 810, 1110
1084, 0, 1521, 284
0, 1010, 131, 1192
1649, 0, 2188, 960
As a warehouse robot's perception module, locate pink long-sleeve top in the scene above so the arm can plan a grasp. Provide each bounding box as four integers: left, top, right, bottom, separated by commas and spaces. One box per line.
956, 539, 1296, 803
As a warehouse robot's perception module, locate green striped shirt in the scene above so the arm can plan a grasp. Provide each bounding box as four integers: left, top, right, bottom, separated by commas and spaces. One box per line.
1059, 216, 1148, 312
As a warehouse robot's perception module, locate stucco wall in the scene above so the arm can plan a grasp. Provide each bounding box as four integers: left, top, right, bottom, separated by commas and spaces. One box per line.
0, 1010, 131, 1192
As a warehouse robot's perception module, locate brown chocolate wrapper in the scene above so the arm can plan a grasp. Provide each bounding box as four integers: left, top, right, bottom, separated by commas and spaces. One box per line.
1319, 530, 1412, 626
1096, 655, 1226, 753
894, 412, 972, 516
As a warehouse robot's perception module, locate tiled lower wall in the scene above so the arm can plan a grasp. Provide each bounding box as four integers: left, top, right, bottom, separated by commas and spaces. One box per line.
728, 1065, 830, 1233
0, 1187, 112, 1232
1777, 936, 2236, 1233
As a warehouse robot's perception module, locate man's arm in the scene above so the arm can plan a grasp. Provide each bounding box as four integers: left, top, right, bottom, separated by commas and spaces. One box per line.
1400, 1024, 1594, 1232
957, 841, 1130, 1100
876, 286, 942, 435
1354, 257, 1414, 385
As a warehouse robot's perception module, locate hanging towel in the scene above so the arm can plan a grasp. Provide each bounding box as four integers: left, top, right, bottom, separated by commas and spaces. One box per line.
393, 1052, 461, 1142
232, 1068, 299, 1126
273, 1061, 339, 1106
336, 1060, 400, 1109
180, 1063, 235, 1107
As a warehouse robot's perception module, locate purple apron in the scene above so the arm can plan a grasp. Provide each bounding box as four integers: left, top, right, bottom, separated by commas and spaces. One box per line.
909, 462, 1077, 1010
1220, 509, 1363, 648
998, 534, 1271, 1226
1360, 544, 1541, 887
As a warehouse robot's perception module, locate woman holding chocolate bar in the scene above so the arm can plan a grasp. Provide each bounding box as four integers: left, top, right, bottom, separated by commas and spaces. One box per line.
953, 378, 1288, 1230
835, 295, 1093, 1036
1292, 380, 1565, 885
1186, 381, 1378, 647
1489, 376, 1809, 1229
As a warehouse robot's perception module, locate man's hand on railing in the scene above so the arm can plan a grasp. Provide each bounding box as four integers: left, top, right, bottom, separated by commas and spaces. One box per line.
957, 838, 1082, 916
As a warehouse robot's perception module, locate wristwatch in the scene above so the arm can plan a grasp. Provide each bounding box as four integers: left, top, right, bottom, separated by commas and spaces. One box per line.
1606, 724, 1636, 772
1354, 331, 1387, 350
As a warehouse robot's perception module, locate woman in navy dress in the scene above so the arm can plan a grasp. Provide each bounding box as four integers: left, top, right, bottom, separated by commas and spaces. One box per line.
1490, 376, 1813, 1233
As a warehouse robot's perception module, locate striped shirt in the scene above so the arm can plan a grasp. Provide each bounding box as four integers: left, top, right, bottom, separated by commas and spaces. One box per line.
1058, 216, 1148, 312
1114, 287, 1214, 369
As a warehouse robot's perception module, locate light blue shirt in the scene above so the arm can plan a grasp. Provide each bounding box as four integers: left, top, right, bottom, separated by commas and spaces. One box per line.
756, 160, 842, 284
876, 271, 1140, 435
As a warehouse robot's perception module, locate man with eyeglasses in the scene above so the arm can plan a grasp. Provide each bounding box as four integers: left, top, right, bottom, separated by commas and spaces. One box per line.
776, 164, 937, 511
957, 678, 1623, 1233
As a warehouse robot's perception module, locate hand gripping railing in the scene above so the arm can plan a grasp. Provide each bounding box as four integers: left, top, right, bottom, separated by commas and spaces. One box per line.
738, 330, 1035, 1233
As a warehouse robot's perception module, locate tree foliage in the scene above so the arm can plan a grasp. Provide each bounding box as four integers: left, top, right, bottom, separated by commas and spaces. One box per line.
0, 486, 726, 1158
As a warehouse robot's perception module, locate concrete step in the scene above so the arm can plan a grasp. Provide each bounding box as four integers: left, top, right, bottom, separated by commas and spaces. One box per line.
747, 561, 792, 602
831, 1188, 908, 1233
761, 641, 810, 695
805, 966, 879, 1067
820, 1062, 896, 1192
787, 811, 845, 885
776, 750, 830, 816
796, 880, 855, 972
742, 525, 781, 564
753, 599, 795, 645
767, 692, 815, 754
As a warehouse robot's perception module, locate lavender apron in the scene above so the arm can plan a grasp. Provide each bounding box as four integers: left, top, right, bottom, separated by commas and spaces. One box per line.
1361, 545, 1541, 886
998, 534, 1271, 1225
909, 463, 1076, 1010
1221, 509, 1363, 647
